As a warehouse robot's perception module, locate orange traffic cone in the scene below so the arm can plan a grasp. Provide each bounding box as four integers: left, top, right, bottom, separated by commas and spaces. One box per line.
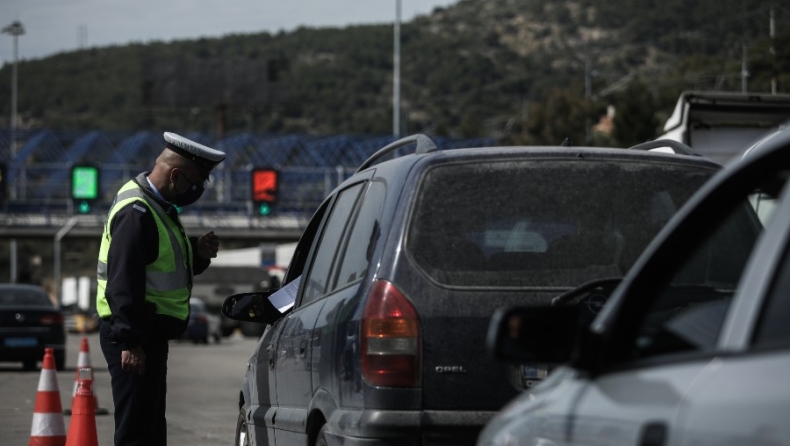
64, 337, 109, 416
65, 368, 98, 446
28, 347, 67, 446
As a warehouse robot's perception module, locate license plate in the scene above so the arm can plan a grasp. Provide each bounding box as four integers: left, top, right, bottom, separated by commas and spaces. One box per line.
522, 364, 549, 379
4, 337, 38, 347
521, 364, 549, 388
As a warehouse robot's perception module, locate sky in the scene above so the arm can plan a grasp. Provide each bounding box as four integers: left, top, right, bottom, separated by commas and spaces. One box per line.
0, 0, 460, 64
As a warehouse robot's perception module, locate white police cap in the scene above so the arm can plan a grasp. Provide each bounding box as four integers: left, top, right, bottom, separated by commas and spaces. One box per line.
163, 132, 226, 172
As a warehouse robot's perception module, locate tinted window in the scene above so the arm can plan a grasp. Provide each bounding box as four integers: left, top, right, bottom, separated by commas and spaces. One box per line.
333, 181, 386, 291
284, 202, 329, 284
301, 183, 364, 305
408, 160, 715, 288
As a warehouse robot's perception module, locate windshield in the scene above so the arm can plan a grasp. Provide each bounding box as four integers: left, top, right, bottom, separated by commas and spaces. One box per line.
408, 158, 716, 289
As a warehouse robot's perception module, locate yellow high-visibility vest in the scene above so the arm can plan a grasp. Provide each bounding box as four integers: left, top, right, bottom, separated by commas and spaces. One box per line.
96, 179, 192, 320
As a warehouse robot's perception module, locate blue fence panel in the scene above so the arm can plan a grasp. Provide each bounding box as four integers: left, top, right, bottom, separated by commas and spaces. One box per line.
0, 129, 498, 218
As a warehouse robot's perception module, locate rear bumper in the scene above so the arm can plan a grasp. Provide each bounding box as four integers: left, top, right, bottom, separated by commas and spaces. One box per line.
324, 409, 496, 446
0, 343, 65, 361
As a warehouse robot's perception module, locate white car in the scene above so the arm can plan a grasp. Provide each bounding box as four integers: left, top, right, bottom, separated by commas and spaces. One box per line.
479, 125, 790, 446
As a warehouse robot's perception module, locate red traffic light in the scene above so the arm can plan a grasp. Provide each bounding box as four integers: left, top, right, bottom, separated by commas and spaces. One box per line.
252, 168, 278, 203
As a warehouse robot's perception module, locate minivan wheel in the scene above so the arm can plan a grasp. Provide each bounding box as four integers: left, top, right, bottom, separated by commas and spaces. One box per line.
315, 424, 329, 446
236, 408, 250, 446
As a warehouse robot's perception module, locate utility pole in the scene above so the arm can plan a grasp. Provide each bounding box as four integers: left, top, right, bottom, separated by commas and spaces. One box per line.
393, 0, 401, 138
78, 25, 88, 49
2, 21, 24, 284
2, 21, 24, 163
584, 55, 592, 144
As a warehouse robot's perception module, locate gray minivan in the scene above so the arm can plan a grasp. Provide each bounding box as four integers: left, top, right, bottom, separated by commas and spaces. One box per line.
223, 135, 720, 446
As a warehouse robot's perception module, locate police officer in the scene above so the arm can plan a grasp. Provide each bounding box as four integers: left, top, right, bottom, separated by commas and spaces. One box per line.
96, 132, 225, 446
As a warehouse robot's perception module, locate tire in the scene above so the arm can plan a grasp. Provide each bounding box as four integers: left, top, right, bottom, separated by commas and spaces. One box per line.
235, 408, 250, 446
22, 359, 37, 371
315, 424, 330, 446
55, 352, 66, 371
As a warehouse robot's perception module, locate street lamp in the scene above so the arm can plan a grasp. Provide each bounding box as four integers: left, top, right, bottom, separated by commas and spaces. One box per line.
3, 21, 23, 278
2, 20, 24, 162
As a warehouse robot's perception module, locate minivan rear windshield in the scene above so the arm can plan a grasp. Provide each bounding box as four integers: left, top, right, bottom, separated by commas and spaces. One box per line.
408, 159, 716, 289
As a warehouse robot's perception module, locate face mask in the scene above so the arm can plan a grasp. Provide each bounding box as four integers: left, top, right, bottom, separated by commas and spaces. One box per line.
173, 172, 205, 207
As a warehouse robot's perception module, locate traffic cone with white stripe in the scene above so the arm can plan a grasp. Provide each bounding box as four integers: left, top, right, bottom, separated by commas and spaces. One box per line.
28, 347, 66, 446
64, 368, 98, 446
64, 337, 108, 416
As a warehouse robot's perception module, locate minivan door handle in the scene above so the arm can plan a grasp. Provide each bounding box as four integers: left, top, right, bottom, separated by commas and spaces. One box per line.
639, 421, 667, 446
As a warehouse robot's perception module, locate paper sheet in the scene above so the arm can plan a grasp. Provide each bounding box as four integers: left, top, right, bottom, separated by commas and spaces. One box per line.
268, 276, 300, 313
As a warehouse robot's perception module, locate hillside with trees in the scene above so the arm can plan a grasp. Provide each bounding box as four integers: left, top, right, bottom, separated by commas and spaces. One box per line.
0, 0, 787, 147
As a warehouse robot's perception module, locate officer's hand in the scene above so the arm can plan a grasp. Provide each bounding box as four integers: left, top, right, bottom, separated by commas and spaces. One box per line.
121, 346, 146, 375
197, 231, 220, 259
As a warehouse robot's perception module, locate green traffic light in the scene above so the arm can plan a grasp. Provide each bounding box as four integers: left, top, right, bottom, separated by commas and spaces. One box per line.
72, 165, 99, 200
77, 201, 91, 214
258, 203, 271, 216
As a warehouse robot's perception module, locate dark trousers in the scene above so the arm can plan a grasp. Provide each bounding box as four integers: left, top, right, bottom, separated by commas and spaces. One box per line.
100, 321, 169, 446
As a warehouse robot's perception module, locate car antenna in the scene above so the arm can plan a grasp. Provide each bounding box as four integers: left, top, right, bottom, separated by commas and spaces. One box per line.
561, 137, 572, 147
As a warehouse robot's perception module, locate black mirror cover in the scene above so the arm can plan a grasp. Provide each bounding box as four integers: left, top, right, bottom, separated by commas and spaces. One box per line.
221, 290, 282, 325
221, 276, 301, 325
487, 305, 580, 365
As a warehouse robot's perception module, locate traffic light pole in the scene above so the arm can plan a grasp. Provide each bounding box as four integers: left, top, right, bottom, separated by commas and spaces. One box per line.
54, 218, 78, 305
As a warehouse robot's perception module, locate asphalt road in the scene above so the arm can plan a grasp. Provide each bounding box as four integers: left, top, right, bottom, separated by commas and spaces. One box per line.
0, 328, 261, 445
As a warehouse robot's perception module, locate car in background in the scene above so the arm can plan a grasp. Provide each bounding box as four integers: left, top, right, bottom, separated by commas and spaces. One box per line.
182, 297, 222, 344
0, 283, 66, 371
221, 134, 722, 446
64, 309, 100, 334
479, 125, 790, 445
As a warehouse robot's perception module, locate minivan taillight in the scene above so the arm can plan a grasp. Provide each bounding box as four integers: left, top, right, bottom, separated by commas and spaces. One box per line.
361, 280, 421, 387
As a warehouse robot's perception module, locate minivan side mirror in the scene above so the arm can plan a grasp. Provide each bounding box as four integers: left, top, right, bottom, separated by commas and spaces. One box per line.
486, 306, 580, 365
221, 290, 284, 325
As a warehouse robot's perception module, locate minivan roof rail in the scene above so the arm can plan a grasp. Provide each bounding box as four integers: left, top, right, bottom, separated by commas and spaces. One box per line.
357, 134, 439, 173
627, 139, 697, 156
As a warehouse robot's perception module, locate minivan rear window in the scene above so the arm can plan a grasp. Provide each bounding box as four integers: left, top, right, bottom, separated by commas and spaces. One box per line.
407, 159, 715, 288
